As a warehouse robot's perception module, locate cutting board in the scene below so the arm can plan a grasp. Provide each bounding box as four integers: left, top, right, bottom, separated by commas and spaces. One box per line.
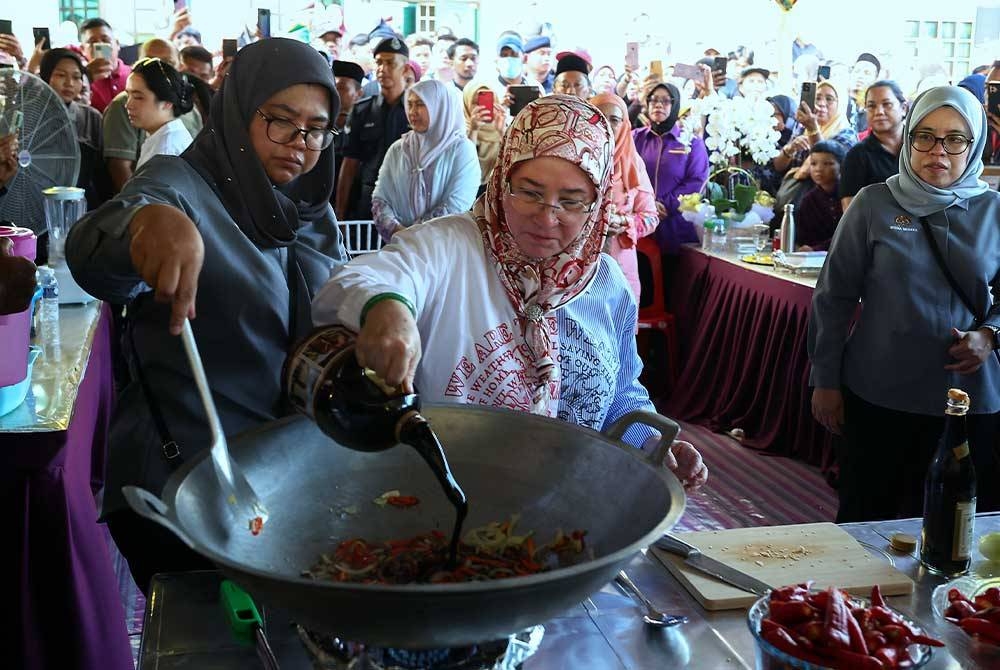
650, 522, 914, 611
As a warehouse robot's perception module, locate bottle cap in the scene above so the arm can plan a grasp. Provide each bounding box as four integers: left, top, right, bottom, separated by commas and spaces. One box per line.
947, 388, 970, 406
890, 533, 917, 553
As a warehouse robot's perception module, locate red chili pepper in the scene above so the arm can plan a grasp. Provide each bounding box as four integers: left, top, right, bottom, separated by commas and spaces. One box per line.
772, 582, 813, 602
879, 623, 908, 645
973, 606, 1000, 624
863, 629, 887, 650
769, 600, 816, 625
871, 584, 887, 608
873, 645, 900, 669
908, 633, 945, 647
808, 589, 830, 611
824, 587, 852, 650
249, 516, 264, 536
760, 619, 787, 635
945, 599, 978, 620
824, 647, 887, 670
761, 627, 828, 666
959, 617, 1000, 643
846, 607, 869, 655
974, 595, 994, 611
855, 607, 876, 631
794, 620, 825, 643
386, 495, 420, 507
948, 588, 975, 604
870, 605, 913, 632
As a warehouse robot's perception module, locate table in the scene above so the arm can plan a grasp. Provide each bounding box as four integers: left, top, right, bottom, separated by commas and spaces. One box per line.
138, 515, 1000, 668
2, 302, 133, 670
664, 245, 835, 473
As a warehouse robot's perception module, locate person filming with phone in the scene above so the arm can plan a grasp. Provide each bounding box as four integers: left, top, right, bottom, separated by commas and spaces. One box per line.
371, 79, 478, 241
463, 82, 507, 193
79, 18, 130, 113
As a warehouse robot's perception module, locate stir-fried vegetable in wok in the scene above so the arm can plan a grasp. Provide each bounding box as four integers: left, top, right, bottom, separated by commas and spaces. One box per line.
304, 516, 587, 584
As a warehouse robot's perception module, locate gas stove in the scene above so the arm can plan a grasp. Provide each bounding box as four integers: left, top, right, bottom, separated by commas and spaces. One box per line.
138, 571, 545, 670
297, 625, 543, 670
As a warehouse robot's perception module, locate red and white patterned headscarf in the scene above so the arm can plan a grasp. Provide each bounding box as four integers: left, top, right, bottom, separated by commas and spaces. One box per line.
472, 94, 614, 415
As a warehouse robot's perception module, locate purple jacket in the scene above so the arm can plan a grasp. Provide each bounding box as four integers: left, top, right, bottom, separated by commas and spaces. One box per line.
632, 125, 709, 254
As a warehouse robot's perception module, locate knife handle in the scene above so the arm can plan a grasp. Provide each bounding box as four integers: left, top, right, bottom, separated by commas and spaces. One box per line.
657, 533, 698, 557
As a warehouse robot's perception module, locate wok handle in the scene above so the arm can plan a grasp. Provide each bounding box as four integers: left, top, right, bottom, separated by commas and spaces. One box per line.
603, 410, 680, 468
122, 485, 196, 548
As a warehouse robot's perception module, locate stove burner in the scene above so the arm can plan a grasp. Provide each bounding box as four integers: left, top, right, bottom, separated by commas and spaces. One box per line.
297, 625, 544, 670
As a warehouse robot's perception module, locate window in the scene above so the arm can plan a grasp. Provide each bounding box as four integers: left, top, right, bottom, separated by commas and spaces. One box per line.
418, 3, 436, 33
903, 18, 974, 80
60, 0, 101, 26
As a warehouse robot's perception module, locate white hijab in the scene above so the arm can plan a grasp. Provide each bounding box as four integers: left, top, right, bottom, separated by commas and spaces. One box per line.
399, 80, 466, 217
887, 86, 989, 217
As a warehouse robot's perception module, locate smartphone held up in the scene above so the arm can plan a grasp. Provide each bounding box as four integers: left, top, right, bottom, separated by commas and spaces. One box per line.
800, 81, 817, 113
477, 90, 494, 122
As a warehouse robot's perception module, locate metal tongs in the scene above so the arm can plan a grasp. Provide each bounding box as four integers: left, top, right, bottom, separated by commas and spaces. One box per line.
181, 320, 269, 533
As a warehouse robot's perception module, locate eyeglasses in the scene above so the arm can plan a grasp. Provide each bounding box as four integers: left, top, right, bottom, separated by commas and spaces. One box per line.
256, 109, 338, 150
648, 96, 672, 107
909, 131, 973, 155
505, 183, 596, 223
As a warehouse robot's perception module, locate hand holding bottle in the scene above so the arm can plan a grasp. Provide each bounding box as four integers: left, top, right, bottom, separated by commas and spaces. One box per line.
355, 298, 421, 393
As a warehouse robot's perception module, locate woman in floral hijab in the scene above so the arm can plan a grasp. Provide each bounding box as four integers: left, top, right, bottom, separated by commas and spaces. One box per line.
314, 95, 707, 489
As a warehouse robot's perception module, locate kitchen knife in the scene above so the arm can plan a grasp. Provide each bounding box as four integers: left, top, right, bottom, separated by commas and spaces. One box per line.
655, 533, 773, 596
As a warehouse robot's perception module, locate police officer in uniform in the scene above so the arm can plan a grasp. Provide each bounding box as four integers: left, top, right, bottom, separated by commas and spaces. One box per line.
331, 60, 365, 212
335, 37, 411, 221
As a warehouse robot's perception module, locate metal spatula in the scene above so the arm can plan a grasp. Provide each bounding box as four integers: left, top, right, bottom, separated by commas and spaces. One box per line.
181, 319, 269, 533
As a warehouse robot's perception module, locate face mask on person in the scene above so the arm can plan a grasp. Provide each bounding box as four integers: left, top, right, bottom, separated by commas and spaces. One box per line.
498, 57, 523, 80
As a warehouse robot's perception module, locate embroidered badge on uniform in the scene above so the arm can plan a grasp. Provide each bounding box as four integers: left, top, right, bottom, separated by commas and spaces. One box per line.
890, 214, 917, 232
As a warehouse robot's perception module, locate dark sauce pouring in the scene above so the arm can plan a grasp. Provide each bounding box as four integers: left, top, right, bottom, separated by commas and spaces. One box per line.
313, 351, 468, 566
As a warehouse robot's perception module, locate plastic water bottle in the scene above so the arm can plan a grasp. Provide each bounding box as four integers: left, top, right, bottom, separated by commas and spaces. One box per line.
711, 217, 728, 252
37, 266, 61, 365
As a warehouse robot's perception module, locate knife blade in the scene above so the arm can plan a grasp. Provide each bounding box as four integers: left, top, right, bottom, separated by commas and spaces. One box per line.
655, 533, 773, 596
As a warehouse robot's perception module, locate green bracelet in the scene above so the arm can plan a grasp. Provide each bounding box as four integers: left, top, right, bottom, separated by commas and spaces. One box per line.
360, 292, 416, 326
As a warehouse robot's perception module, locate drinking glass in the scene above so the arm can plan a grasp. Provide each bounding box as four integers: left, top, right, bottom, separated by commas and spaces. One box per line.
753, 224, 771, 254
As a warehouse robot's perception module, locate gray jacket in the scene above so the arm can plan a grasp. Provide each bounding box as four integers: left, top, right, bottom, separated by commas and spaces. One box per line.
809, 183, 1000, 415
66, 156, 347, 516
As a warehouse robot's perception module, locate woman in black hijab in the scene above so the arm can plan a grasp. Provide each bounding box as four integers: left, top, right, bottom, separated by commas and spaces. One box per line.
39, 48, 106, 208
66, 39, 349, 593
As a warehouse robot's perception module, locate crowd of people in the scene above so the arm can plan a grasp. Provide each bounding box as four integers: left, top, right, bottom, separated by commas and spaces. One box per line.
0, 10, 997, 591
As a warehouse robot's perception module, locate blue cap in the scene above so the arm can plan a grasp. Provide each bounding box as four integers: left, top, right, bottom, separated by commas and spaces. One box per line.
524, 36, 550, 53
496, 34, 523, 56
368, 19, 396, 43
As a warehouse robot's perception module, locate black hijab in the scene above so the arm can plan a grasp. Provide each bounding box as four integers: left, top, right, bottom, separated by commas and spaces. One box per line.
182, 38, 341, 249
645, 82, 680, 135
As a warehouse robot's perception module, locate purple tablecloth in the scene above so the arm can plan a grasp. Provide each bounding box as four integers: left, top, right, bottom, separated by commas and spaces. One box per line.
3, 305, 133, 670
664, 247, 836, 475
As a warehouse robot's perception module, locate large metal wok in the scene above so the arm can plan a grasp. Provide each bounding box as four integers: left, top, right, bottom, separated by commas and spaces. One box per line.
124, 405, 685, 649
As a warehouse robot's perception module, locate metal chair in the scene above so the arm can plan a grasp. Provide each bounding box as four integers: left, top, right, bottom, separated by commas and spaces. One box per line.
338, 220, 384, 256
